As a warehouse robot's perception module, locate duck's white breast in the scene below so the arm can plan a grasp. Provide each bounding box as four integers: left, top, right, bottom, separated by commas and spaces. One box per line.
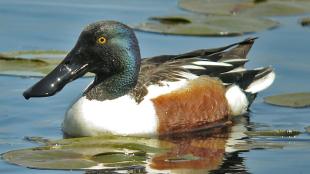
62, 78, 191, 137
63, 95, 158, 136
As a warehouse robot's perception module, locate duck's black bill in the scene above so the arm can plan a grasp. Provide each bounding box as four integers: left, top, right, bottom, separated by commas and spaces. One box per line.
23, 52, 89, 100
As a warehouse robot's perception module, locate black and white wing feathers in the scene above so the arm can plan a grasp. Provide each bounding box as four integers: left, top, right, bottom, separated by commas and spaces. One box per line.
130, 38, 274, 103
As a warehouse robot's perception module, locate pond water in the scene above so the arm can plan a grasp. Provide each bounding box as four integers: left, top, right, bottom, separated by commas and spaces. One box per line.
0, 0, 310, 173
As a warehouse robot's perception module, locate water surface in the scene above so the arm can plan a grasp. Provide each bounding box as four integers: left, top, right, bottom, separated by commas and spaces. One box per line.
1, 0, 310, 173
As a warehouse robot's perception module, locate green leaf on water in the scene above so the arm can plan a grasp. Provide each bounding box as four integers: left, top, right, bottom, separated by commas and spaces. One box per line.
91, 151, 146, 167
134, 15, 278, 36
264, 92, 310, 108
232, 141, 284, 151
2, 135, 171, 170
0, 50, 94, 77
178, 0, 310, 17
2, 149, 98, 170
246, 130, 301, 137
179, 0, 254, 16
241, 1, 310, 17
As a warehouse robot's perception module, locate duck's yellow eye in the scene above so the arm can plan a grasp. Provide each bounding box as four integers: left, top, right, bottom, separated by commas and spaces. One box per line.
97, 36, 107, 45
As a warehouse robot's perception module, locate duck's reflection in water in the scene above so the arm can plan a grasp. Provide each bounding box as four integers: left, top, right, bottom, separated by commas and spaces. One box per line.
148, 116, 249, 174
85, 115, 249, 174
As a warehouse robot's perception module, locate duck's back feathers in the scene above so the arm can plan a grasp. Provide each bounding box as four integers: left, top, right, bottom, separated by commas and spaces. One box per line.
131, 37, 274, 104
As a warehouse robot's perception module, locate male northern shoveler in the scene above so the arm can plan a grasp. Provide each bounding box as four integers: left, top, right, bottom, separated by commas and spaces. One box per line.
23, 21, 275, 137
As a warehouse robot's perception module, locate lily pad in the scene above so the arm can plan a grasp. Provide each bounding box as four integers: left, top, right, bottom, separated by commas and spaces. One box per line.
2, 135, 170, 170
91, 152, 146, 167
179, 0, 254, 16
264, 92, 310, 108
134, 15, 278, 36
300, 17, 310, 27
0, 50, 94, 77
2, 149, 98, 170
178, 0, 310, 17
246, 130, 301, 137
232, 141, 284, 151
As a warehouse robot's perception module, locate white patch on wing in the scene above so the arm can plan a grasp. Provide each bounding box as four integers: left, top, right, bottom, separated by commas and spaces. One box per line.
225, 85, 249, 116
222, 67, 246, 74
193, 61, 232, 67
144, 79, 189, 99
63, 79, 192, 137
181, 65, 205, 70
222, 59, 248, 63
245, 70, 275, 93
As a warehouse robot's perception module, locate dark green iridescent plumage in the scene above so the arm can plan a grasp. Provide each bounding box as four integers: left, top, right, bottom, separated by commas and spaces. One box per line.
82, 21, 141, 100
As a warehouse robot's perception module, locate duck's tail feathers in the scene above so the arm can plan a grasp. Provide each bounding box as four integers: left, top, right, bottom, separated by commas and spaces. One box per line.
224, 67, 275, 114
145, 37, 257, 64
244, 67, 275, 94
196, 37, 256, 70
206, 37, 256, 64
220, 67, 275, 92
220, 67, 275, 103
179, 37, 257, 61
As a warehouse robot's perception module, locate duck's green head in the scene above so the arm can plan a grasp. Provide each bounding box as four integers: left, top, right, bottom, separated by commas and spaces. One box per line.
23, 21, 141, 99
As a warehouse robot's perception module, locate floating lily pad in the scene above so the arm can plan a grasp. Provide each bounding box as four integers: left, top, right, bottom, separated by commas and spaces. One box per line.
0, 50, 94, 77
91, 151, 146, 167
264, 92, 310, 108
179, 0, 310, 17
300, 17, 310, 27
246, 130, 301, 137
179, 0, 254, 16
242, 1, 310, 17
2, 135, 170, 170
134, 15, 278, 36
2, 149, 98, 170
232, 141, 284, 151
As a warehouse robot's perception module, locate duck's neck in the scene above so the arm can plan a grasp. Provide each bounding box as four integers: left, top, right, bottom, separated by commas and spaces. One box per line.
85, 51, 141, 101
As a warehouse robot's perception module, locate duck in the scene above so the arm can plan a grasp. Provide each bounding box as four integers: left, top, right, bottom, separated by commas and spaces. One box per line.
23, 21, 275, 137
